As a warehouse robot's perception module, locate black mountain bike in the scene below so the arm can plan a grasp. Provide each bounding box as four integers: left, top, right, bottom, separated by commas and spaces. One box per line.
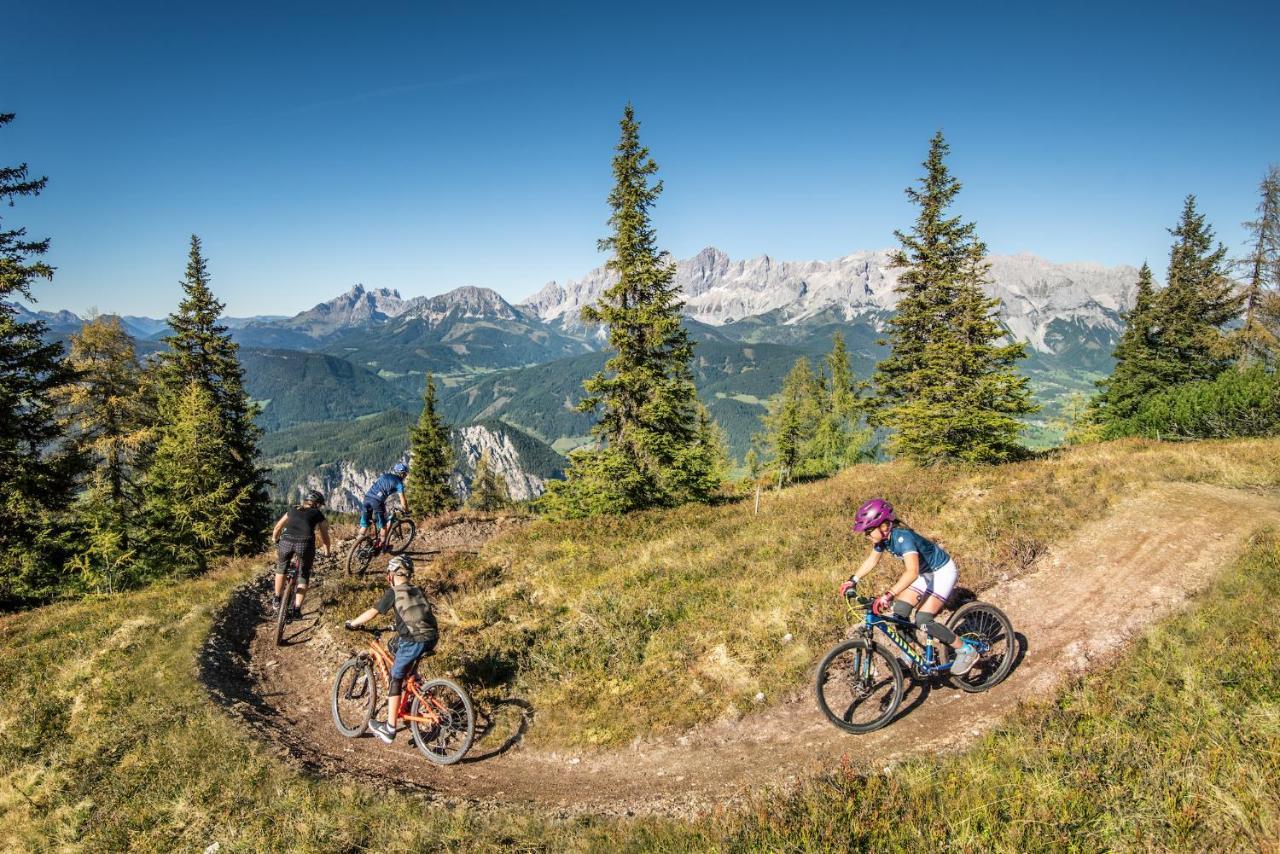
346, 510, 417, 575
816, 594, 1016, 733
274, 554, 301, 646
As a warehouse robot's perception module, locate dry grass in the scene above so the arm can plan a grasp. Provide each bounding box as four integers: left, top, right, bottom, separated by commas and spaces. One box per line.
412, 438, 1280, 747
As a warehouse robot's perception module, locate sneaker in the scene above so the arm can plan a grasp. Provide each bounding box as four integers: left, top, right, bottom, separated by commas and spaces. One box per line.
289, 605, 302, 620
951, 642, 980, 677
369, 720, 396, 743
271, 596, 282, 613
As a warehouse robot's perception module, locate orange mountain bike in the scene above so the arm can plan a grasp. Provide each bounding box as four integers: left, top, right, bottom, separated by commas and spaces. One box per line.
330, 627, 475, 765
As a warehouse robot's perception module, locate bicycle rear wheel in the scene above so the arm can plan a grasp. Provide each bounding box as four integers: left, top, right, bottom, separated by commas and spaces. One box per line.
331, 657, 376, 737
946, 601, 1016, 692
384, 517, 416, 555
346, 534, 376, 575
274, 575, 295, 647
409, 678, 475, 765
815, 638, 904, 734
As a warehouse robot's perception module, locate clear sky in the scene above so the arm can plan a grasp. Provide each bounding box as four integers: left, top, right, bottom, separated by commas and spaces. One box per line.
4, 0, 1278, 317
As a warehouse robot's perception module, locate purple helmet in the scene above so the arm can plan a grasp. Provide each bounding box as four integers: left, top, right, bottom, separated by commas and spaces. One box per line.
852, 498, 895, 533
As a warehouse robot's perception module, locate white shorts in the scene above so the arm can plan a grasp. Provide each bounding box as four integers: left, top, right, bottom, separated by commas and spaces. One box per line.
909, 558, 958, 604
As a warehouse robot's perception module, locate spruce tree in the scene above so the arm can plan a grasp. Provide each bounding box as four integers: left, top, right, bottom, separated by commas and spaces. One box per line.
0, 113, 82, 602
58, 315, 156, 590
1236, 167, 1280, 367
151, 236, 267, 558
465, 450, 511, 511
1153, 195, 1241, 384
873, 132, 1035, 464
760, 357, 823, 483
407, 373, 456, 514
541, 105, 712, 516
1092, 263, 1162, 426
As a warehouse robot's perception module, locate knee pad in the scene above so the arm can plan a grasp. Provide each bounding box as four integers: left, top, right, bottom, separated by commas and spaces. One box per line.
389, 676, 405, 696
892, 600, 913, 620
917, 611, 957, 644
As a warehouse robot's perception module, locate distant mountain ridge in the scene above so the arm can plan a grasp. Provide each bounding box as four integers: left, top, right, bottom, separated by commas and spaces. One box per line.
522, 247, 1140, 355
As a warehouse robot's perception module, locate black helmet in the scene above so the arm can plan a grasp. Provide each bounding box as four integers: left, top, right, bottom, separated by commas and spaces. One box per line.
388, 555, 414, 579
305, 490, 325, 506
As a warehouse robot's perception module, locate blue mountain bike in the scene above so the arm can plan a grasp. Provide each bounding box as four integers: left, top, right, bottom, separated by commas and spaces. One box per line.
816, 594, 1015, 734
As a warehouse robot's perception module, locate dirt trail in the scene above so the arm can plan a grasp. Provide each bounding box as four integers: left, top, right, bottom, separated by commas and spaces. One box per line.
201, 483, 1280, 817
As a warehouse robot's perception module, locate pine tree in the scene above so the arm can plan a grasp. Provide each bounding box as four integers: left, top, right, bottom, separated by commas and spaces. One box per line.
1236, 167, 1280, 367
826, 332, 861, 422
1092, 262, 1162, 426
142, 382, 252, 575
0, 113, 83, 602
541, 105, 712, 516
466, 450, 511, 511
57, 314, 156, 590
406, 373, 456, 514
873, 132, 1035, 464
1154, 195, 1241, 384
150, 236, 267, 558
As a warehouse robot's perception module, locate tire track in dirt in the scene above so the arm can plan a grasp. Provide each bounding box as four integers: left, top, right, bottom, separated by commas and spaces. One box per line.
201, 483, 1280, 817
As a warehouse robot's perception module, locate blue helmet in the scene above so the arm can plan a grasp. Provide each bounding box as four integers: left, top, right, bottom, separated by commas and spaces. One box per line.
392, 462, 409, 476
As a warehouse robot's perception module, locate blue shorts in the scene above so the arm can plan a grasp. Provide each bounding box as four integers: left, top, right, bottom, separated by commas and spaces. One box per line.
359, 500, 388, 529
390, 639, 429, 681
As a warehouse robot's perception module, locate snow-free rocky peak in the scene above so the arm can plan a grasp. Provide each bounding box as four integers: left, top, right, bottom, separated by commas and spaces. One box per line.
405, 285, 524, 326
520, 247, 1140, 354
282, 283, 415, 335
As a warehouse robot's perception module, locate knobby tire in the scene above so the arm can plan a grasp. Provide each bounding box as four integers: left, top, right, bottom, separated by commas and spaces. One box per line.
815, 637, 904, 734
274, 576, 295, 647
409, 678, 476, 765
331, 657, 376, 737
946, 601, 1016, 692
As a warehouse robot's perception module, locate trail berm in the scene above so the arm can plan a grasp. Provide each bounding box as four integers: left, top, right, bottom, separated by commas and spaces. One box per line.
199, 482, 1280, 817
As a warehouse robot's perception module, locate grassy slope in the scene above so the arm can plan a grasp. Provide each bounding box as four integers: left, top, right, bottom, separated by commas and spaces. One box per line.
2, 508, 1278, 849
367, 438, 1278, 749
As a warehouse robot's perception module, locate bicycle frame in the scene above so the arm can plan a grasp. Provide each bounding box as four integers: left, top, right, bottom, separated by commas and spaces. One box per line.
850, 599, 990, 677
360, 636, 449, 728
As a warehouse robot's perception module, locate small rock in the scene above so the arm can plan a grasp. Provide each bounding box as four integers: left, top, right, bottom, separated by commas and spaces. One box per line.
568, 757, 580, 765
753, 692, 765, 703
781, 633, 793, 644
205, 844, 221, 854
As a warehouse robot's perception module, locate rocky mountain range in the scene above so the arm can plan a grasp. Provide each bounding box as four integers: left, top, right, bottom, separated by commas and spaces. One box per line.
522, 247, 1140, 355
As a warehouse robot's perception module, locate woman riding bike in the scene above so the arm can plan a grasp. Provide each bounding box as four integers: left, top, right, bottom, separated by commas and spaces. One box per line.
270, 489, 332, 618
840, 498, 979, 676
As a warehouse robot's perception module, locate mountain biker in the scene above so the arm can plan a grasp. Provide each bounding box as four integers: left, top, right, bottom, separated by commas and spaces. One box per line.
270, 489, 332, 618
343, 555, 438, 744
358, 462, 411, 545
840, 498, 980, 676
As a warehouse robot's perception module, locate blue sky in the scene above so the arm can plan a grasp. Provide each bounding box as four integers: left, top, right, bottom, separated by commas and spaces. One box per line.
4, 0, 1278, 317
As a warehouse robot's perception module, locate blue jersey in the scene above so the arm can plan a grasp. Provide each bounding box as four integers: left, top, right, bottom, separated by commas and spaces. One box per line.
875, 525, 951, 572
363, 473, 405, 506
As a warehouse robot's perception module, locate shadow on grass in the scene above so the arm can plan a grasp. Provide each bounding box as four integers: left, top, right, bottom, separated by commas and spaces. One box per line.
463, 697, 535, 763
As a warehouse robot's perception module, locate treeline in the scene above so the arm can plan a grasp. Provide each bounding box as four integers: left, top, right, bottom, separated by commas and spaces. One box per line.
1082, 171, 1280, 440
1, 114, 268, 604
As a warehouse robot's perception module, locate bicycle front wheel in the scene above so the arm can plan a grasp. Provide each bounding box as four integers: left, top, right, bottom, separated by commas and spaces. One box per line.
409, 678, 475, 765
274, 576, 295, 647
384, 518, 417, 555
346, 535, 376, 575
946, 601, 1016, 692
815, 638, 904, 734
331, 657, 376, 737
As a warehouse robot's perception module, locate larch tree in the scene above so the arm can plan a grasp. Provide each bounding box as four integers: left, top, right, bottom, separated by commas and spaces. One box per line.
465, 450, 511, 511
873, 132, 1035, 464
406, 373, 457, 514
1236, 166, 1280, 367
0, 113, 82, 603
58, 314, 156, 590
541, 104, 714, 517
149, 236, 267, 560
